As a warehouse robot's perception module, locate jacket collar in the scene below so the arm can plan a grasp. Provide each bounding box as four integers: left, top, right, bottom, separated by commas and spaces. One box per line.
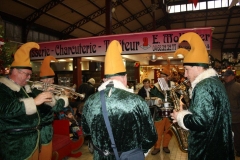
189, 68, 218, 96
98, 79, 129, 92
0, 77, 21, 92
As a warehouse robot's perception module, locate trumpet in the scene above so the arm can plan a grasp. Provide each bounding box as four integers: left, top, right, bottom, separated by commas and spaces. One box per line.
28, 81, 85, 100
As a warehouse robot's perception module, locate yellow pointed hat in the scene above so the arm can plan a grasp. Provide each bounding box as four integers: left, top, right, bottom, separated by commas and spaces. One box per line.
40, 56, 57, 78
105, 40, 126, 77
11, 42, 40, 70
174, 32, 209, 67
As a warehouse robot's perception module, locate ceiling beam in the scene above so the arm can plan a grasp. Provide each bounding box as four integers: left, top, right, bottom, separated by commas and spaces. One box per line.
221, 9, 233, 50
61, 0, 129, 36
157, 0, 171, 29
97, 6, 154, 35
235, 36, 240, 50
140, 0, 154, 19
60, 2, 105, 31
0, 11, 75, 40
89, 0, 131, 33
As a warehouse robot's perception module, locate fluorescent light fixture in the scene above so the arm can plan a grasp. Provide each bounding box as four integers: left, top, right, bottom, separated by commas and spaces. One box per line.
177, 54, 184, 58
168, 56, 173, 59
157, 56, 163, 59
58, 59, 66, 62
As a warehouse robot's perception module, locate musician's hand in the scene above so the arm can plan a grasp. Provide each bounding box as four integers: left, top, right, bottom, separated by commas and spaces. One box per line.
46, 87, 54, 92
179, 95, 184, 111
170, 110, 179, 123
158, 99, 163, 105
34, 91, 53, 105
63, 90, 70, 97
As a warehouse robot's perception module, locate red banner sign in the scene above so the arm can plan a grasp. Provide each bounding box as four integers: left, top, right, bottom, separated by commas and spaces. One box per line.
30, 27, 213, 60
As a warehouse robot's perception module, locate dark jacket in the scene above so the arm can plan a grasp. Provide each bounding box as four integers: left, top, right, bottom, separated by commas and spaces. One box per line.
82, 80, 157, 160
77, 82, 95, 102
224, 79, 240, 123
178, 68, 234, 160
138, 86, 164, 100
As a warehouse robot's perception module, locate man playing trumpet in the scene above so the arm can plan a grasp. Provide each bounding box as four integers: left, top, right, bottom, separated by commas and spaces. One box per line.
34, 56, 69, 160
0, 43, 56, 160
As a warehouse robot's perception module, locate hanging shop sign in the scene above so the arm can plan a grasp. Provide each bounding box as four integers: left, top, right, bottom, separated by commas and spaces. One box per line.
30, 27, 213, 60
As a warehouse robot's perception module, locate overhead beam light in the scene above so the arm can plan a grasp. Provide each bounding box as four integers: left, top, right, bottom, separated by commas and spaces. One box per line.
58, 59, 66, 62
177, 54, 184, 58
150, 54, 157, 62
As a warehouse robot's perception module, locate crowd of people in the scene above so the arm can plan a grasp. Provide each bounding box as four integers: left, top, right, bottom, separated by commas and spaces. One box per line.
0, 32, 239, 160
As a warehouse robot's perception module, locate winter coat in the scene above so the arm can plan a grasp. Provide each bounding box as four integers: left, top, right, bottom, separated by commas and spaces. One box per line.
177, 68, 235, 160
82, 79, 157, 160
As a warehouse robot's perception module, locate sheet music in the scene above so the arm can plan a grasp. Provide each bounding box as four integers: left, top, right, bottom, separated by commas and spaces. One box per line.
158, 78, 169, 91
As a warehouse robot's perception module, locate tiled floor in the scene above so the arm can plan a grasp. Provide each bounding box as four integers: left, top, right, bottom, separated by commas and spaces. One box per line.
68, 136, 240, 160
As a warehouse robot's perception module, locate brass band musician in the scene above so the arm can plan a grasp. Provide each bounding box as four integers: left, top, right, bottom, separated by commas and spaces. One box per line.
171, 32, 234, 160
33, 56, 69, 160
138, 77, 172, 155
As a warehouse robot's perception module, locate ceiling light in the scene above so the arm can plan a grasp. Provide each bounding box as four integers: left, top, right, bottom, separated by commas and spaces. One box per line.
58, 59, 66, 62
177, 54, 184, 58
150, 54, 157, 62
168, 56, 173, 59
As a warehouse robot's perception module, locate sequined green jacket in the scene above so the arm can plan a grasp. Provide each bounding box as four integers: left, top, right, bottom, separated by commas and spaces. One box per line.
0, 77, 40, 160
31, 88, 69, 144
176, 68, 235, 160
82, 80, 157, 160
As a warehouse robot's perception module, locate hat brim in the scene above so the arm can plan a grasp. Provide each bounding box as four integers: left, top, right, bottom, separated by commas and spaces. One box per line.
105, 72, 127, 78
10, 66, 32, 70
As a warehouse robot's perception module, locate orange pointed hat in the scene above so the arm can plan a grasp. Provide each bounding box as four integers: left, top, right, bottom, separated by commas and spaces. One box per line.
40, 56, 57, 78
174, 32, 209, 67
104, 40, 126, 77
11, 42, 40, 70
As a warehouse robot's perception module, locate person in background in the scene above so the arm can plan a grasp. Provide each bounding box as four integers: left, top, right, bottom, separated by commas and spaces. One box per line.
77, 77, 96, 144
171, 32, 234, 160
82, 40, 157, 159
0, 42, 53, 160
223, 69, 240, 157
77, 78, 96, 102
138, 78, 172, 155
33, 56, 69, 160
64, 110, 82, 140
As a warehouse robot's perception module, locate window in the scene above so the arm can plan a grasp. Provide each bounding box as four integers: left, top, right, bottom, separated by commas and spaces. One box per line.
167, 0, 237, 14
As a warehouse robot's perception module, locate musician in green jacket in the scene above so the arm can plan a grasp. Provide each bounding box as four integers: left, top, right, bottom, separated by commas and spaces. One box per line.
0, 42, 53, 160
171, 32, 234, 160
33, 56, 69, 160
82, 40, 157, 160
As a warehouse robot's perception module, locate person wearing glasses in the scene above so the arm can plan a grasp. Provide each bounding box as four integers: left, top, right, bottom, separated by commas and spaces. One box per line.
0, 42, 55, 160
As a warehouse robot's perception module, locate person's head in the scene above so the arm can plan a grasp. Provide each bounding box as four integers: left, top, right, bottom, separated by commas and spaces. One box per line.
142, 78, 150, 89
87, 78, 95, 85
223, 69, 235, 83
174, 32, 210, 83
39, 56, 57, 84
9, 68, 32, 86
9, 42, 39, 86
65, 110, 73, 119
104, 40, 127, 86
